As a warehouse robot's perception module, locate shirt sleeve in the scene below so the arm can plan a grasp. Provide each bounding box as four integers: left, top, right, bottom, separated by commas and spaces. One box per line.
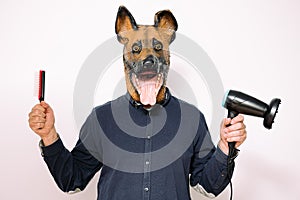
189, 113, 231, 197
40, 111, 103, 193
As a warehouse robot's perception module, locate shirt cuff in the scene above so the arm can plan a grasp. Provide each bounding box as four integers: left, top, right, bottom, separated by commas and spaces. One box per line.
214, 146, 228, 164
39, 136, 63, 157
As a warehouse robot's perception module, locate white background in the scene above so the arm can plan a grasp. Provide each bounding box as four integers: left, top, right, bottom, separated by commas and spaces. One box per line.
1, 0, 299, 199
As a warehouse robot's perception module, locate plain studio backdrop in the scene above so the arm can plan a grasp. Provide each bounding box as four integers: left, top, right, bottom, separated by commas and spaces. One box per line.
0, 0, 299, 199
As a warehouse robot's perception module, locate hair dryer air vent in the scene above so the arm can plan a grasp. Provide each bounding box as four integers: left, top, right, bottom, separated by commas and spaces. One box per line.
263, 98, 281, 129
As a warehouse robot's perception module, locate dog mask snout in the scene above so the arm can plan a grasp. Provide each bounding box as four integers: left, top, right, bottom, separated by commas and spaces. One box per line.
143, 56, 155, 69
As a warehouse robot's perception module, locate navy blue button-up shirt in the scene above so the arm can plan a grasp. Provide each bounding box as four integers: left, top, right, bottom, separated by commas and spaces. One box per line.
41, 90, 230, 200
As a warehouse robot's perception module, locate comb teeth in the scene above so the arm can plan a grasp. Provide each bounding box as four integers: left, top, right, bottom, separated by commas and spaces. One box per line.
33, 71, 39, 97
38, 70, 45, 102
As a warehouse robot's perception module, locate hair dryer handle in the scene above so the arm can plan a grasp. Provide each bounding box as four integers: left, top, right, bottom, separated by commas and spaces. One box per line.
227, 110, 239, 150
226, 110, 240, 170
227, 110, 239, 119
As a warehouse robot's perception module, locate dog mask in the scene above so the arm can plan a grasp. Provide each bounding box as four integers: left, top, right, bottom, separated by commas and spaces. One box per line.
115, 6, 178, 106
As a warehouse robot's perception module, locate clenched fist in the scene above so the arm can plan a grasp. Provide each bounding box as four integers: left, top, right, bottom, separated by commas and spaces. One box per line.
218, 114, 247, 155
28, 101, 58, 146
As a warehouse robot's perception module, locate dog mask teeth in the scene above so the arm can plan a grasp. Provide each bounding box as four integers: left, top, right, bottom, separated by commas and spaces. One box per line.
130, 72, 164, 105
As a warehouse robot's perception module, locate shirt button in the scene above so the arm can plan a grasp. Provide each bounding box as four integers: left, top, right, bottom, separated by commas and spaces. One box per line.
144, 187, 149, 192
145, 161, 150, 165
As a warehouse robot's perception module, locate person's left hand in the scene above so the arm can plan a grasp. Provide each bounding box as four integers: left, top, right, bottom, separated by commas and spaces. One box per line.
218, 115, 247, 155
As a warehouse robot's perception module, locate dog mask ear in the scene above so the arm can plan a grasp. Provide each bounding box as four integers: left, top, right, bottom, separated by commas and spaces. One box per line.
154, 10, 178, 43
115, 6, 138, 44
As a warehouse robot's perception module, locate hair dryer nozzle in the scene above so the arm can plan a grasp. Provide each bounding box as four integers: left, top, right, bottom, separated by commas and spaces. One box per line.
263, 98, 281, 129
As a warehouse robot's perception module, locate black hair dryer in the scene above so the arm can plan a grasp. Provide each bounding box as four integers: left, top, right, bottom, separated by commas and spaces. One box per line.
222, 90, 281, 153
222, 90, 281, 200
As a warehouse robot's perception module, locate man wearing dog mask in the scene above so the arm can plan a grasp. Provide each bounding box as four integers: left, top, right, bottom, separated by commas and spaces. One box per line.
28, 6, 246, 200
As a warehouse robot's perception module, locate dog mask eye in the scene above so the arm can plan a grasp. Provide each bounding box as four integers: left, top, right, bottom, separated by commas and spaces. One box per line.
154, 43, 162, 51
132, 43, 142, 53
153, 38, 163, 51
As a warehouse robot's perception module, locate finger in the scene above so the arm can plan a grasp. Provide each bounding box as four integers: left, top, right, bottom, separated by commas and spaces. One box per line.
226, 122, 246, 132
29, 116, 46, 123
221, 118, 231, 128
225, 129, 246, 138
227, 136, 243, 143
41, 102, 55, 118
236, 136, 247, 147
29, 110, 46, 118
31, 104, 46, 112
40, 101, 51, 110
231, 114, 244, 124
229, 135, 247, 148
29, 120, 45, 126
30, 122, 45, 130
227, 132, 247, 143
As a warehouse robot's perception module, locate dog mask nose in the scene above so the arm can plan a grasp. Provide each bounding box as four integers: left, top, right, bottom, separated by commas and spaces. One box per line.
143, 56, 155, 68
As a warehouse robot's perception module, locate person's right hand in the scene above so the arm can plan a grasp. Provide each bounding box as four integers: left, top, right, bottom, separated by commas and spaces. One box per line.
28, 101, 58, 146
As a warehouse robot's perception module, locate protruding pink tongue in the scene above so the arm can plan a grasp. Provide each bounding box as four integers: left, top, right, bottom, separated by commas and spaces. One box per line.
139, 81, 157, 106
131, 73, 163, 106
